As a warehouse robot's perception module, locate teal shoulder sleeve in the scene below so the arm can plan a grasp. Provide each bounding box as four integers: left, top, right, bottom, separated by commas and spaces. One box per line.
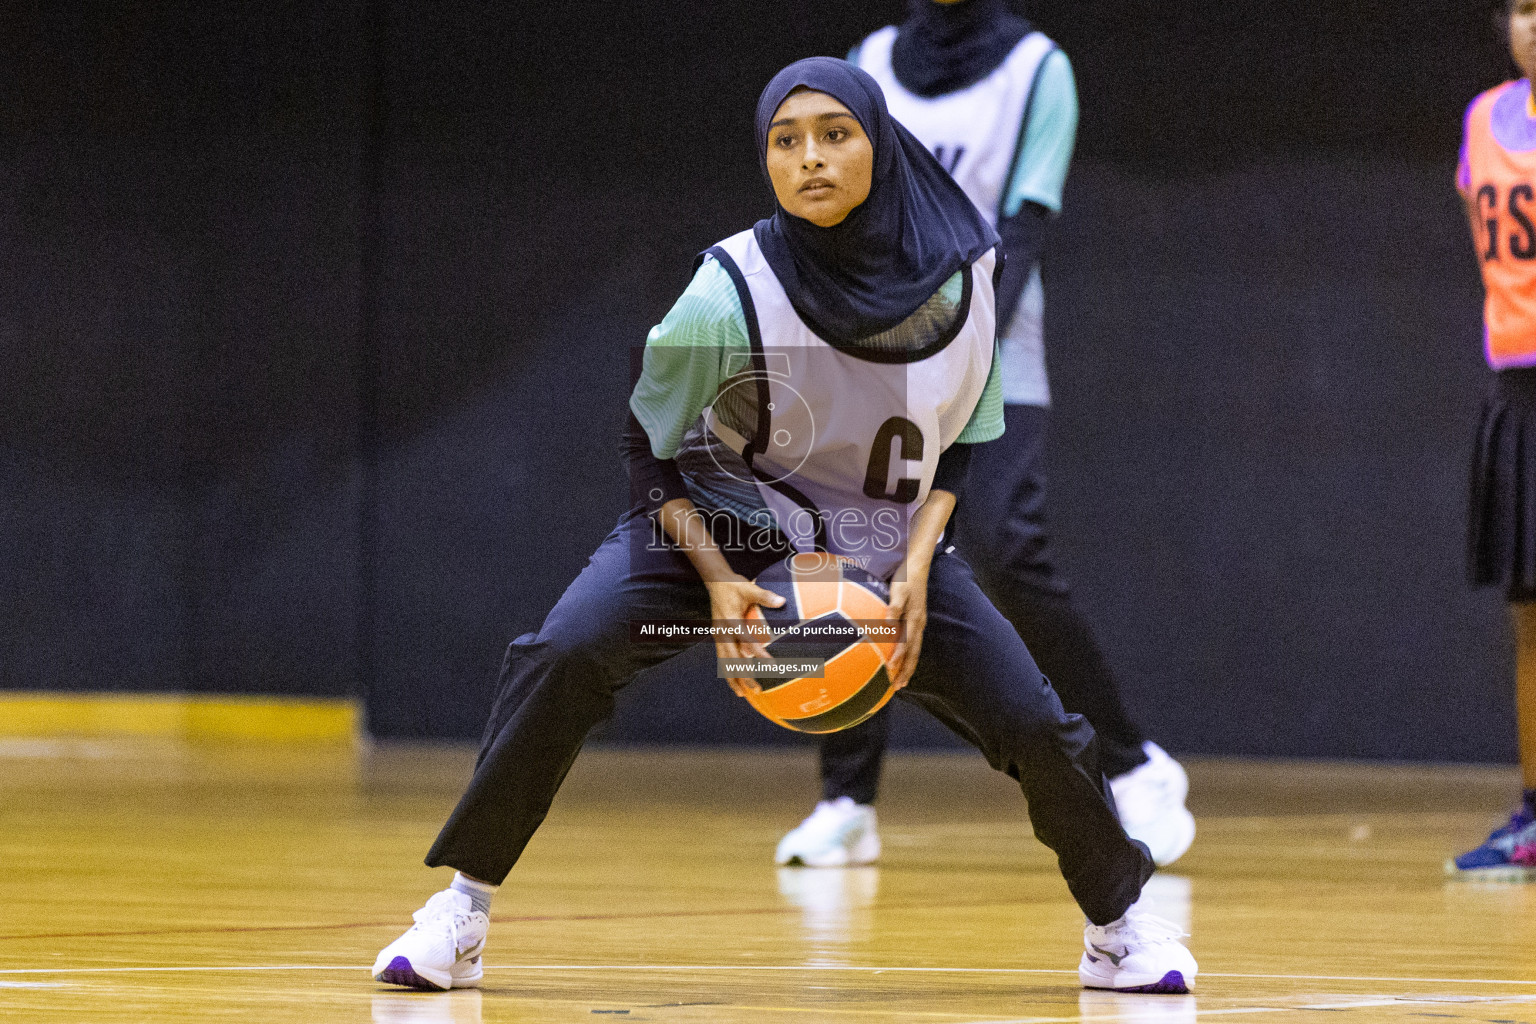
628, 258, 750, 460
955, 342, 1006, 444
1001, 49, 1078, 218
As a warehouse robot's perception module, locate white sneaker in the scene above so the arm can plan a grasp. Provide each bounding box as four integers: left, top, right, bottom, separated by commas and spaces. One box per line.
1110, 742, 1196, 867
372, 889, 489, 991
775, 797, 881, 867
1079, 902, 1197, 993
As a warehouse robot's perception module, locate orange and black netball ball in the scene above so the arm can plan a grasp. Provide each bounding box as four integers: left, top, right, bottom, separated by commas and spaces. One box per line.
740, 553, 899, 733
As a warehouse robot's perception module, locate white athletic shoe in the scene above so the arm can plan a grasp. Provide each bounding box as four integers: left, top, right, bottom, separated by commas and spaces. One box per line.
775, 797, 881, 867
372, 889, 489, 991
1079, 902, 1198, 993
1110, 742, 1196, 867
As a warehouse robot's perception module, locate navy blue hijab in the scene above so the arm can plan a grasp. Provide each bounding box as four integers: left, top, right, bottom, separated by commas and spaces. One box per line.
891, 0, 1033, 98
752, 58, 998, 345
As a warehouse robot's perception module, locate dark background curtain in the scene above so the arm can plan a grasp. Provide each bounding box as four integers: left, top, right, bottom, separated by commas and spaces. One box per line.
0, 0, 1514, 758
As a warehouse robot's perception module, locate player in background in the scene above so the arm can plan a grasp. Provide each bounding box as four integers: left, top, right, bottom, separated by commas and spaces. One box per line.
371, 57, 1197, 994
1450, 0, 1536, 879
775, 0, 1195, 871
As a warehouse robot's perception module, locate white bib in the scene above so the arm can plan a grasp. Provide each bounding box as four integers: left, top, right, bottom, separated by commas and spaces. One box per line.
855, 27, 1055, 225
705, 230, 996, 582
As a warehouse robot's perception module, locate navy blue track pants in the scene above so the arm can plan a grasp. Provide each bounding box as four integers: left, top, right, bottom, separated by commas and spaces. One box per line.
424, 505, 1153, 926
820, 405, 1149, 805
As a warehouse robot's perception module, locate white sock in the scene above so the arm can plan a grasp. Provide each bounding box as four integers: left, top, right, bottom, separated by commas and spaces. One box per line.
451, 872, 497, 915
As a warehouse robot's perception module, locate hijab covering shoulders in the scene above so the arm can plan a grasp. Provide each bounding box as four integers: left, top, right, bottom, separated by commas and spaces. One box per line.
890, 0, 1033, 98
752, 57, 999, 345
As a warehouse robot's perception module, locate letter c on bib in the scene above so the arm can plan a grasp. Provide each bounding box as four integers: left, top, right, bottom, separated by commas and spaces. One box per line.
864, 417, 923, 504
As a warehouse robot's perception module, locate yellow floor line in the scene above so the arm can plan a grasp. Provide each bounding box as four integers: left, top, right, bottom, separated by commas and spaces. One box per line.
0, 693, 358, 741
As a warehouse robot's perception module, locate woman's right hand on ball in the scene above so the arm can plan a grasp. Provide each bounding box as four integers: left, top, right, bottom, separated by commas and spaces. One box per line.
705, 576, 785, 696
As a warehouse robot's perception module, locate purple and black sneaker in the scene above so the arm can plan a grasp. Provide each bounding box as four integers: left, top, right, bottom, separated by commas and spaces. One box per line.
1447, 792, 1536, 881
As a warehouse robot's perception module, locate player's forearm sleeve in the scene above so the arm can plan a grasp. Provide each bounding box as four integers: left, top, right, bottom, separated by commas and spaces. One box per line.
994, 201, 1046, 332
622, 410, 690, 513
931, 442, 974, 500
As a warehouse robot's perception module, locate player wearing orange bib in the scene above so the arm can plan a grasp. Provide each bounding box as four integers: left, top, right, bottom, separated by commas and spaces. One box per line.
1462, 81, 1536, 365
1452, 0, 1536, 878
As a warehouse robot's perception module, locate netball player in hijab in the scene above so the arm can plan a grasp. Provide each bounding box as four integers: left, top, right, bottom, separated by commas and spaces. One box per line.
371, 58, 1197, 995
775, 0, 1196, 873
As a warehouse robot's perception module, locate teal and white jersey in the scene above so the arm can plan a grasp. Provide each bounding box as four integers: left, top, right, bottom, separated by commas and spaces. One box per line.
855, 28, 1055, 228
852, 30, 1079, 407
632, 240, 1002, 582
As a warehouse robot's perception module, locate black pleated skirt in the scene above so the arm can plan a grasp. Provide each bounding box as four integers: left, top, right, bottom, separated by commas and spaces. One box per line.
1469, 367, 1536, 601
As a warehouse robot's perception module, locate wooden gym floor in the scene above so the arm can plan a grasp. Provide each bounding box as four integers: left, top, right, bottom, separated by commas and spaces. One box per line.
1, 740, 1534, 1023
